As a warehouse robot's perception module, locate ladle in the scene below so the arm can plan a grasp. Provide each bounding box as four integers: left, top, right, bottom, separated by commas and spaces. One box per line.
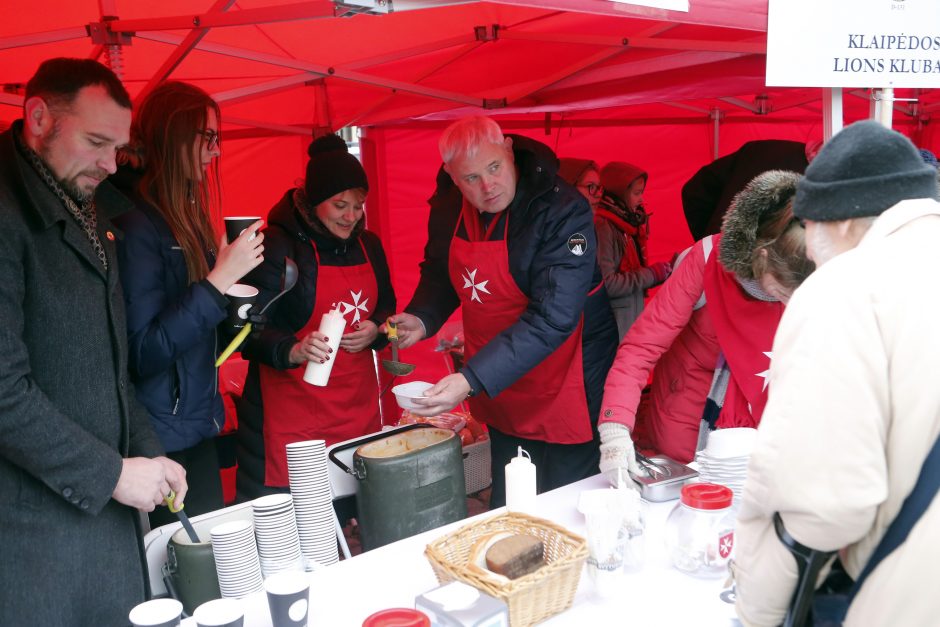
380, 319, 416, 376
215, 257, 299, 367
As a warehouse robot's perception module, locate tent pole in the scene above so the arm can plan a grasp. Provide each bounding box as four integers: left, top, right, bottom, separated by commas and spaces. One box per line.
876, 88, 894, 129
710, 107, 722, 161
822, 88, 842, 141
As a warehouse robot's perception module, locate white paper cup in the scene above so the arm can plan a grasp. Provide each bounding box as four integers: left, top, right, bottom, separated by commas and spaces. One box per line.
193, 598, 244, 627
129, 598, 183, 627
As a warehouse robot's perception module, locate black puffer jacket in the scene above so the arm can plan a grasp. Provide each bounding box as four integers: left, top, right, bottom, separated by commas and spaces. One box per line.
235, 189, 396, 499
240, 189, 396, 396
406, 135, 617, 419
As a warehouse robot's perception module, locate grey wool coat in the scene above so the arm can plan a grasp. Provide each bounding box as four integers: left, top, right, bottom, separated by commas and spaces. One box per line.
0, 124, 165, 626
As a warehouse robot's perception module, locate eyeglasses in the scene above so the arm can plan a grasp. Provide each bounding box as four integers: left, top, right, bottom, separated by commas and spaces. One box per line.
578, 182, 603, 196
196, 129, 221, 151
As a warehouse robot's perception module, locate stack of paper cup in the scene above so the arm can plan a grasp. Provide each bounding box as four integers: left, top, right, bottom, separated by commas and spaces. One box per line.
285, 440, 340, 567
210, 520, 264, 598
302, 308, 346, 386
252, 494, 305, 578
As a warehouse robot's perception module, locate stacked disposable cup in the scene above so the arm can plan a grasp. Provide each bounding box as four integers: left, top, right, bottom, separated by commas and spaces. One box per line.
695, 427, 758, 501
286, 440, 340, 567
252, 494, 305, 578
210, 520, 264, 598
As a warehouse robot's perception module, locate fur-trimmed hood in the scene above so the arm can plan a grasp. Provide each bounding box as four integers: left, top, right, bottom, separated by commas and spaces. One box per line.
719, 169, 801, 279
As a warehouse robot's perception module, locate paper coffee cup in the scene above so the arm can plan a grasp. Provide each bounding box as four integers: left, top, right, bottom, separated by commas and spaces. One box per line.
129, 598, 183, 627
224, 216, 261, 243
225, 284, 259, 329
265, 571, 310, 627
193, 598, 244, 627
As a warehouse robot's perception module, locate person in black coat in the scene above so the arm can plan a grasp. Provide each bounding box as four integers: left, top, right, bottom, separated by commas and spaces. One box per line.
682, 139, 811, 240
236, 135, 396, 502
390, 116, 618, 508
0, 58, 186, 626
113, 82, 265, 527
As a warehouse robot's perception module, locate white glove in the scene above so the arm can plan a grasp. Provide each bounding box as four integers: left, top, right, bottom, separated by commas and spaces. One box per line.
598, 421, 646, 488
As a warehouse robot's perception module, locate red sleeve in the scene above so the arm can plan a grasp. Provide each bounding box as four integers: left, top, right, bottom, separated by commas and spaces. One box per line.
599, 237, 710, 430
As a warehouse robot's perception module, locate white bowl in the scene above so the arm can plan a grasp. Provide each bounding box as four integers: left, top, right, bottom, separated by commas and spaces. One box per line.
703, 427, 758, 459
392, 381, 433, 410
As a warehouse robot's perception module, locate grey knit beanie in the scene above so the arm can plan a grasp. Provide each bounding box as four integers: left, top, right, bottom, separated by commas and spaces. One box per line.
793, 120, 939, 221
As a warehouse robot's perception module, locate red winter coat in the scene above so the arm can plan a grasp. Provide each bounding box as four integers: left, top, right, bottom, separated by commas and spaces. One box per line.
599, 235, 782, 463
599, 237, 719, 463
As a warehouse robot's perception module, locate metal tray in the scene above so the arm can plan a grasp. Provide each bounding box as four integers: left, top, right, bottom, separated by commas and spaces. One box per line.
629, 455, 699, 502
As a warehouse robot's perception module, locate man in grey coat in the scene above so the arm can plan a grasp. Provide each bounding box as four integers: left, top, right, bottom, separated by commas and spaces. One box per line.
0, 58, 188, 625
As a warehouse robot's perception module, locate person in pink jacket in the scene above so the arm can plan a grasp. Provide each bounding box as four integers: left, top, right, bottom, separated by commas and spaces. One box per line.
597, 170, 815, 481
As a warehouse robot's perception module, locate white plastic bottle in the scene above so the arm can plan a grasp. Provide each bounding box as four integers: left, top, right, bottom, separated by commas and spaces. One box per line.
302, 307, 346, 386
505, 446, 537, 515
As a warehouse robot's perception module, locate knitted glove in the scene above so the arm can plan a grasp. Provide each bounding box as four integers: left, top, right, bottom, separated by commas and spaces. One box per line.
649, 261, 672, 286
598, 421, 645, 488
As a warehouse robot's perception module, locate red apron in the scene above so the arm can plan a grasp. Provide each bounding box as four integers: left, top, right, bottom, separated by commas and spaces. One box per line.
702, 240, 783, 429
448, 207, 591, 444
259, 240, 380, 487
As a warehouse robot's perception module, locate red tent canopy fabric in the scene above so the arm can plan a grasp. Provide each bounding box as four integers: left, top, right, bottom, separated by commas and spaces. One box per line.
2, 1, 937, 385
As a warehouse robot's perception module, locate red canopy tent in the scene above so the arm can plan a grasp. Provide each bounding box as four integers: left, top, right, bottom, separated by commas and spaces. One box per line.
2, 0, 937, 385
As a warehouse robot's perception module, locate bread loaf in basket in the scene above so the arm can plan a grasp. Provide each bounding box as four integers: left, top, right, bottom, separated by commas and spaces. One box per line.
425, 512, 588, 626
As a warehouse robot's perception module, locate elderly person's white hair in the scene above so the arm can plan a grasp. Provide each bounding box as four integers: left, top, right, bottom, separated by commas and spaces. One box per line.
438, 115, 506, 165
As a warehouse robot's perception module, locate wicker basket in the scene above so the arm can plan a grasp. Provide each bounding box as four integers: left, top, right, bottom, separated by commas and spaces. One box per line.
425, 512, 588, 626
462, 439, 492, 495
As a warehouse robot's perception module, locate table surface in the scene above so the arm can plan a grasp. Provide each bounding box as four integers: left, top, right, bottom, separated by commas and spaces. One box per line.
234, 474, 742, 626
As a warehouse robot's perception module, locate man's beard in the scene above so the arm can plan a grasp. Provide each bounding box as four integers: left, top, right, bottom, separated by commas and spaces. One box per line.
37, 125, 105, 204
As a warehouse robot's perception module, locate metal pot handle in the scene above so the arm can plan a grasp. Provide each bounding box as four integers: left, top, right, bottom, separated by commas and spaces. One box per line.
327, 423, 434, 478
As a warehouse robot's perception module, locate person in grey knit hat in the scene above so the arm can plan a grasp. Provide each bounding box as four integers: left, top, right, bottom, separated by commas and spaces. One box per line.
733, 120, 940, 627
793, 119, 940, 267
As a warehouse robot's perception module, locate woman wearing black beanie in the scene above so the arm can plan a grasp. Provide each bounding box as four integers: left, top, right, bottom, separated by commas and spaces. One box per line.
235, 133, 396, 502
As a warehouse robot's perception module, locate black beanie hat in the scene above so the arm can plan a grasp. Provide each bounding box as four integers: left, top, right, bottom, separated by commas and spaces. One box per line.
304, 134, 369, 208
793, 120, 939, 221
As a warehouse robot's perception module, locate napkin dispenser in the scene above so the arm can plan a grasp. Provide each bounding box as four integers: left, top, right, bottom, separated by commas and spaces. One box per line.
415, 581, 508, 627
630, 455, 699, 502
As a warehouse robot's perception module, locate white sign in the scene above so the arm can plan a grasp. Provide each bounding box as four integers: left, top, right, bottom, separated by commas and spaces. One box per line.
608, 0, 689, 11
767, 0, 940, 88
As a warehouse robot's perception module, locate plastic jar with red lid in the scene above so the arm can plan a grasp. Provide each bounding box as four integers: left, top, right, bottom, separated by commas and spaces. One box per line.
663, 483, 736, 578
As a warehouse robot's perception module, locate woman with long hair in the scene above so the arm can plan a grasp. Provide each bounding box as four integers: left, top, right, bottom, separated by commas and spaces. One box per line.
597, 170, 815, 482
113, 81, 264, 526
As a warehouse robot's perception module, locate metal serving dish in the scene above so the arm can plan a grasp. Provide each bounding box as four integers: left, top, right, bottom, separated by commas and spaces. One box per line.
629, 455, 699, 502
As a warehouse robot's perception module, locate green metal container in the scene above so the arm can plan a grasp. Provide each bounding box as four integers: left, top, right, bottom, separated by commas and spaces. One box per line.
353, 427, 467, 551
166, 526, 222, 615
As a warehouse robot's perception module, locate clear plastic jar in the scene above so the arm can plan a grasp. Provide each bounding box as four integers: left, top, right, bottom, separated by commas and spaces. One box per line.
664, 483, 736, 578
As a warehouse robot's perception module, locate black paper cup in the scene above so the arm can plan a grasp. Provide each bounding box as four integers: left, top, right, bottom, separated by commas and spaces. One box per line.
264, 571, 310, 627
129, 598, 183, 627
224, 216, 261, 243
225, 284, 258, 329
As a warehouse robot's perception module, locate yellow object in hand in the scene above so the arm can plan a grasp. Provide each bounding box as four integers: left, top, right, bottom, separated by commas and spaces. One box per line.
215, 322, 252, 368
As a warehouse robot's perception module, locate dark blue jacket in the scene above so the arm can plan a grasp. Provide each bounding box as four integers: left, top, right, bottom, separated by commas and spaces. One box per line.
405, 135, 618, 422
113, 202, 228, 452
